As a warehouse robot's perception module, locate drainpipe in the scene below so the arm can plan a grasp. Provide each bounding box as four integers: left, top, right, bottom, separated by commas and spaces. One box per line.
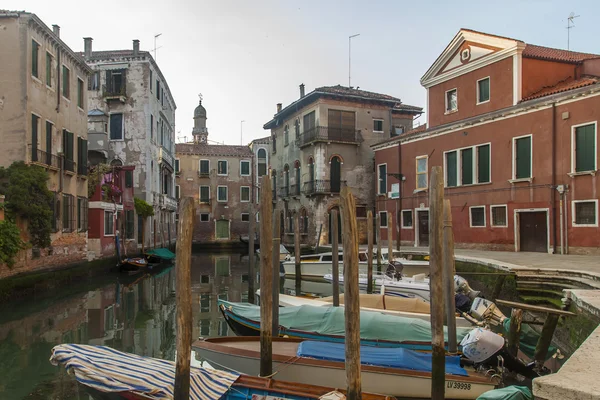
551, 103, 557, 254
558, 186, 564, 255
397, 131, 402, 251
564, 185, 569, 254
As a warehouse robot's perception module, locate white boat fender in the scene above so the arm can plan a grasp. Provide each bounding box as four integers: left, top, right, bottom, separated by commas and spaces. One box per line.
460, 327, 505, 363
319, 391, 346, 400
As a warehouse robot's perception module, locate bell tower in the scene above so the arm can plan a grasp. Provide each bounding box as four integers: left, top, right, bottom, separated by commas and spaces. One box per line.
192, 93, 208, 144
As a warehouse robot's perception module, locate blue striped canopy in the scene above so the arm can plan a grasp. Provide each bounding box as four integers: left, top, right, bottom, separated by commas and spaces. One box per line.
50, 344, 239, 400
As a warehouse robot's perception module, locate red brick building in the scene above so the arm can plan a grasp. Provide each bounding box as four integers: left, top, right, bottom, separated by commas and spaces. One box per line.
88, 165, 136, 258
373, 29, 600, 254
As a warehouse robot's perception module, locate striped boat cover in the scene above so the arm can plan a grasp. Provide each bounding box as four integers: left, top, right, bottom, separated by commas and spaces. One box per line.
50, 344, 239, 400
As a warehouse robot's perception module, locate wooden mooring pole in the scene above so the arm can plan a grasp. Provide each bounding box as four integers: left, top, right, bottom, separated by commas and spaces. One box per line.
387, 213, 393, 265
534, 314, 560, 368
174, 197, 194, 400
259, 176, 273, 377
376, 213, 382, 270
366, 210, 374, 294
272, 212, 280, 334
332, 209, 340, 306
340, 187, 361, 400
248, 203, 255, 304
442, 199, 457, 354
429, 166, 445, 400
507, 308, 523, 358
294, 213, 301, 296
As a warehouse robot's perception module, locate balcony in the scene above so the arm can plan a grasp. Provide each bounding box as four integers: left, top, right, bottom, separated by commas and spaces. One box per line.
198, 170, 210, 178
28, 146, 60, 170
296, 126, 363, 149
278, 186, 290, 199
290, 183, 301, 197
102, 84, 126, 103
159, 146, 174, 171
303, 180, 346, 196
164, 196, 178, 211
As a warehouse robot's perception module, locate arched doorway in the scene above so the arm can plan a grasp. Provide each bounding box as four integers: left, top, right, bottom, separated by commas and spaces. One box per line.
330, 156, 341, 193
328, 207, 342, 244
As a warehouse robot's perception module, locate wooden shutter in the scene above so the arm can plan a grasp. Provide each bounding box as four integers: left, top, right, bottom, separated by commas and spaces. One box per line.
46, 122, 52, 155
477, 145, 490, 183
328, 110, 341, 130
77, 137, 82, 170
516, 137, 531, 178
31, 115, 38, 161
82, 140, 88, 173
68, 131, 74, 162
446, 151, 457, 187
461, 148, 473, 185
576, 125, 595, 172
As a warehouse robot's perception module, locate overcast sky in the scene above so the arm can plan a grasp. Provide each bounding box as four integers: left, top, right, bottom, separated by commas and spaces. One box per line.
10, 0, 600, 145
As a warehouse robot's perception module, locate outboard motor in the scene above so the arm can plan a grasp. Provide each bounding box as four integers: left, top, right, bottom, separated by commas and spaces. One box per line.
470, 297, 507, 326
386, 261, 404, 280
455, 293, 473, 314
454, 275, 481, 300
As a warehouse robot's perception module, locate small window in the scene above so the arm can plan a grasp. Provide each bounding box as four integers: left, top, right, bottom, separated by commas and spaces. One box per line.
200, 213, 210, 222
156, 79, 160, 100
294, 119, 300, 138
217, 160, 228, 175
402, 210, 413, 228
573, 123, 596, 173
217, 186, 228, 202
46, 52, 52, 87
199, 159, 210, 175
477, 77, 490, 103
573, 200, 598, 226
104, 210, 114, 235
150, 71, 153, 92
379, 211, 388, 228
62, 65, 70, 99
416, 156, 428, 190
445, 88, 457, 112
31, 40, 39, 78
378, 164, 387, 194
109, 113, 123, 140
241, 213, 250, 222
240, 160, 250, 176
491, 205, 507, 227
77, 78, 84, 109
175, 158, 180, 173
470, 206, 486, 227
240, 186, 250, 202
199, 186, 210, 203
355, 206, 367, 218
514, 136, 532, 179
175, 185, 180, 199
373, 119, 384, 133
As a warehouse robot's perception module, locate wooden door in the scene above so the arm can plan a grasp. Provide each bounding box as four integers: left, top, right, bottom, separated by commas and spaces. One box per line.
418, 211, 429, 247
519, 212, 547, 252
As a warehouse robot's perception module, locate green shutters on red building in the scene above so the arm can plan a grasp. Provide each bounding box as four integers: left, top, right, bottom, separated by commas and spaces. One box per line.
575, 124, 596, 172
515, 136, 531, 179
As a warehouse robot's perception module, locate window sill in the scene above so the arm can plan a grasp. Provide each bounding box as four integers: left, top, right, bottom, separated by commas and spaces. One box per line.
110, 139, 125, 142
78, 106, 85, 113
46, 85, 55, 92
32, 75, 43, 84
470, 225, 487, 228
445, 181, 492, 189
568, 170, 597, 177
401, 226, 413, 229
572, 223, 599, 228
444, 109, 458, 115
476, 100, 490, 106
373, 131, 384, 134
62, 96, 71, 103
413, 188, 427, 194
508, 177, 533, 184
379, 226, 389, 229
491, 224, 508, 228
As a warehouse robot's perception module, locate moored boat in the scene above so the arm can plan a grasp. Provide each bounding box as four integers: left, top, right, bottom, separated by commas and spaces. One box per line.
144, 247, 175, 263
119, 257, 149, 271
193, 336, 497, 399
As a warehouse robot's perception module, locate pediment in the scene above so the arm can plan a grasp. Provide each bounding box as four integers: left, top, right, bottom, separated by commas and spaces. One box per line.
437, 42, 500, 76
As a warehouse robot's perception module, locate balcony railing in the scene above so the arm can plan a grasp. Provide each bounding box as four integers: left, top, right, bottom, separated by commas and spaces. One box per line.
159, 146, 174, 170
102, 84, 127, 101
303, 180, 346, 196
290, 183, 301, 196
64, 158, 76, 173
78, 163, 88, 176
296, 126, 363, 148
278, 186, 290, 199
198, 169, 210, 177
29, 146, 60, 169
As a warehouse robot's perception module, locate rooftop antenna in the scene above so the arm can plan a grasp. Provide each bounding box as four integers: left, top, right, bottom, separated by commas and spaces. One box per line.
153, 33, 163, 60
349, 33, 360, 88
566, 12, 579, 50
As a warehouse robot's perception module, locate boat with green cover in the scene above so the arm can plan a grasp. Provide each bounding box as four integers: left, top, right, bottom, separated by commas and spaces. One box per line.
144, 248, 175, 262
218, 299, 473, 350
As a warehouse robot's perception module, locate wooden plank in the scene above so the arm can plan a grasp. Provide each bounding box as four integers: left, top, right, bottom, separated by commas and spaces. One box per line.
259, 175, 273, 377
442, 199, 457, 354
174, 197, 195, 400
367, 210, 374, 294
534, 313, 560, 368
332, 209, 340, 306
340, 187, 362, 400
428, 166, 445, 400
272, 212, 280, 334
507, 308, 523, 358
496, 299, 576, 316
294, 213, 301, 296
248, 202, 255, 304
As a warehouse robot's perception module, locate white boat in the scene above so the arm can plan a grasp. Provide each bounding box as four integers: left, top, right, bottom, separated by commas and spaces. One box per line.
282, 248, 429, 279
193, 337, 497, 399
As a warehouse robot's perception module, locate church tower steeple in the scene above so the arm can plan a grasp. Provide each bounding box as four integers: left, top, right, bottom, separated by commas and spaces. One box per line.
192, 93, 208, 144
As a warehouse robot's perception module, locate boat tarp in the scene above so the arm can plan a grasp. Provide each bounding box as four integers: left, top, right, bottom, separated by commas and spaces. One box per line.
297, 341, 468, 376
146, 248, 176, 260
219, 300, 472, 343
50, 344, 239, 400
503, 318, 556, 359
476, 385, 532, 400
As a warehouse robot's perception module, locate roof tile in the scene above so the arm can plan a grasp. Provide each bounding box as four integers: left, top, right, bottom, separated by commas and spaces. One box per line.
176, 143, 253, 157
523, 44, 600, 63
521, 77, 599, 101
316, 85, 402, 102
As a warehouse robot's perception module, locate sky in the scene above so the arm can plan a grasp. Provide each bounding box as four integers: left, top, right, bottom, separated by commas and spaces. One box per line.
9, 0, 600, 145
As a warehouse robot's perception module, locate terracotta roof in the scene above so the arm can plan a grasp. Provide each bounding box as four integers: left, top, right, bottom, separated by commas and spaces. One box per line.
523, 44, 600, 63
176, 143, 253, 157
393, 103, 424, 113
521, 76, 600, 101
316, 85, 401, 102
250, 135, 271, 145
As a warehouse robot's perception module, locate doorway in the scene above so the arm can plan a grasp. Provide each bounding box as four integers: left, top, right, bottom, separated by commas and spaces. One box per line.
518, 211, 548, 252
417, 210, 429, 247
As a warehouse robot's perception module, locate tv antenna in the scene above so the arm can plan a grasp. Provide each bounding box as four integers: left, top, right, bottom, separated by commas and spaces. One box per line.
566, 12, 579, 50
153, 33, 163, 60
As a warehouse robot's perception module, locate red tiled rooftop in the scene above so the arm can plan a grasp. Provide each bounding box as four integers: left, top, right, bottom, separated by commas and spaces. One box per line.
521, 77, 599, 101
176, 143, 252, 157
523, 44, 600, 63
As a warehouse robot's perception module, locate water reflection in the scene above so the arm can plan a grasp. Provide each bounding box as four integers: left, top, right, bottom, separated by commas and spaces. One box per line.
0, 252, 250, 400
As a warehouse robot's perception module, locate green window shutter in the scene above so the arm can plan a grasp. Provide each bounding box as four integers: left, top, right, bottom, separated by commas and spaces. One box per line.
515, 137, 531, 178
77, 137, 82, 170
125, 170, 133, 188
461, 148, 473, 185
446, 151, 457, 187
82, 140, 88, 173
575, 125, 596, 172
216, 220, 229, 239
477, 145, 490, 183
378, 164, 387, 194
31, 115, 38, 161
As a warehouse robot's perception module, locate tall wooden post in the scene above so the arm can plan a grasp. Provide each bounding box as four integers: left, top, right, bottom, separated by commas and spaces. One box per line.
259, 176, 273, 377
340, 187, 361, 400
316, 224, 323, 252
331, 209, 340, 306
375, 214, 382, 269
366, 210, 374, 294
387, 213, 393, 264
248, 203, 255, 304
442, 199, 457, 354
429, 166, 445, 400
534, 314, 560, 368
174, 197, 194, 400
507, 308, 523, 358
272, 212, 280, 334
294, 213, 301, 295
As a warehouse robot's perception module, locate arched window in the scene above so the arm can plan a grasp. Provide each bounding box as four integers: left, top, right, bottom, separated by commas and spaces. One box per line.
294, 119, 300, 139
257, 148, 267, 176
283, 164, 290, 197
271, 169, 277, 201
284, 125, 289, 146
294, 160, 301, 195
111, 158, 123, 167
330, 156, 341, 193
307, 157, 315, 194
300, 208, 308, 234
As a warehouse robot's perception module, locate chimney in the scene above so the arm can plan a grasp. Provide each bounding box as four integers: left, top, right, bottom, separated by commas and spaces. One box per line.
52, 25, 60, 37
277, 103, 282, 113
300, 83, 305, 98
84, 37, 93, 59
133, 40, 140, 56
